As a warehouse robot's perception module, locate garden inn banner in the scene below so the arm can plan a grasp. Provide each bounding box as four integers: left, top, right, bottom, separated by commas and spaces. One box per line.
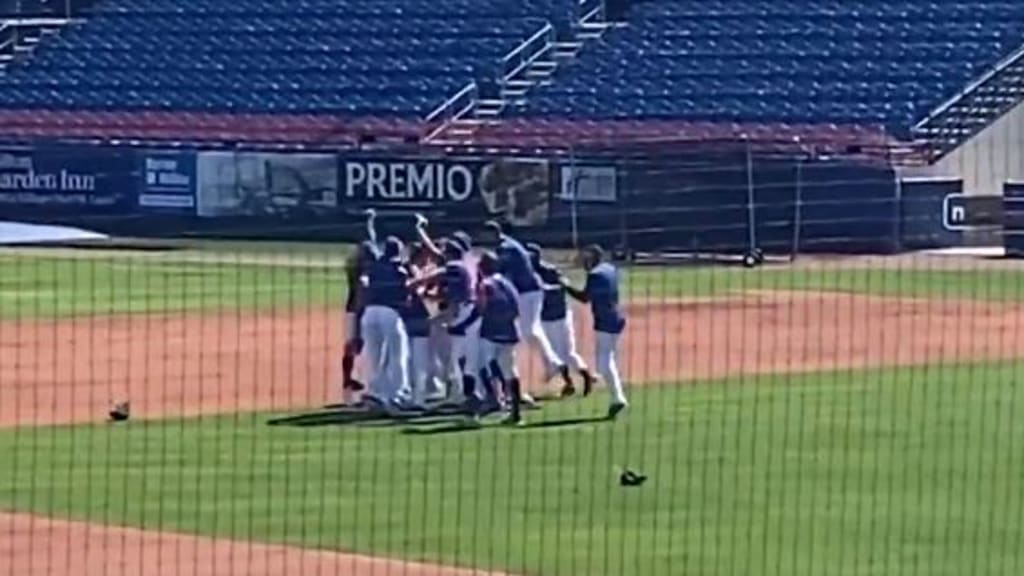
0, 147, 136, 211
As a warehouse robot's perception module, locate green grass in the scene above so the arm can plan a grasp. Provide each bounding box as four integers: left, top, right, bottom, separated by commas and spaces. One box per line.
619, 266, 1024, 301
2, 362, 1024, 575
4, 250, 1024, 319
0, 255, 342, 318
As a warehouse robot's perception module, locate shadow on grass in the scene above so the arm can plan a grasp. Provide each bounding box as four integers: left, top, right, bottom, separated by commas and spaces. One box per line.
400, 413, 612, 436
521, 415, 611, 429
267, 405, 466, 428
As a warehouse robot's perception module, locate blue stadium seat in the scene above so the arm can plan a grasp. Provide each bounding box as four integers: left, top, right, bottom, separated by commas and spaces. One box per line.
517, 0, 1024, 129
0, 0, 574, 117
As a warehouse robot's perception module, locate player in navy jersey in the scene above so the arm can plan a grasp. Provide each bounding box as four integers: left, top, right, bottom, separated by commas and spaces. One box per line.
480, 221, 573, 395
339, 209, 382, 405
562, 244, 629, 419
395, 241, 446, 410
476, 251, 525, 426
360, 236, 411, 413
410, 216, 488, 411
526, 242, 597, 397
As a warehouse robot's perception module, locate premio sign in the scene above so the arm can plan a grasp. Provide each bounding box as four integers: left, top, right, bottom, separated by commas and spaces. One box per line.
343, 160, 475, 204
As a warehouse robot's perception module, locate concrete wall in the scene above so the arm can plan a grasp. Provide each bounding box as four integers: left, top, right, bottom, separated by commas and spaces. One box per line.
898, 99, 1024, 195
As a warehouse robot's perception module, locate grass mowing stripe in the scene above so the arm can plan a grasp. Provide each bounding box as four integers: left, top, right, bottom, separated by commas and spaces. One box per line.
4, 254, 1024, 319
1, 361, 1022, 575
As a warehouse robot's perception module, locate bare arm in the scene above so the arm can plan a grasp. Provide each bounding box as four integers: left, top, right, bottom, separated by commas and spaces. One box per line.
413, 213, 443, 260
407, 267, 445, 290
561, 276, 589, 303
364, 208, 378, 246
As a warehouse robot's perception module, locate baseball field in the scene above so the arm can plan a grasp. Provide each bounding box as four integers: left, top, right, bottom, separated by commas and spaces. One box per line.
2, 244, 1024, 576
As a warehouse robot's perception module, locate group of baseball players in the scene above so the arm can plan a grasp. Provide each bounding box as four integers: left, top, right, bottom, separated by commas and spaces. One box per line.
339, 209, 628, 425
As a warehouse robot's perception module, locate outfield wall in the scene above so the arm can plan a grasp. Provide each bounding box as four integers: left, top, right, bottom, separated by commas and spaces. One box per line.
0, 144, 908, 253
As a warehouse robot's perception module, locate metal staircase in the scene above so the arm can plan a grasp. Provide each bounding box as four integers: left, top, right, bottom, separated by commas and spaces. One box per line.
427, 14, 617, 144
0, 21, 66, 72
912, 43, 1024, 159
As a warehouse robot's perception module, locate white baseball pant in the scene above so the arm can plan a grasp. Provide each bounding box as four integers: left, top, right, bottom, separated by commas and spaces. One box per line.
426, 320, 451, 399
448, 302, 483, 400
480, 339, 519, 387
516, 289, 563, 377
596, 331, 627, 406
400, 335, 432, 405
540, 308, 587, 372
360, 305, 410, 402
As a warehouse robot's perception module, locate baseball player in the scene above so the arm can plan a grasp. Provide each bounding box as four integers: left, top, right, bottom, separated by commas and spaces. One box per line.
410, 219, 487, 412
563, 244, 628, 419
396, 240, 446, 409
360, 236, 411, 413
526, 242, 597, 397
476, 250, 525, 426
481, 220, 573, 393
339, 210, 383, 405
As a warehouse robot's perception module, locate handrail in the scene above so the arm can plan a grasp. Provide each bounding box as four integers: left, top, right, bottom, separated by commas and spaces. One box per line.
0, 17, 74, 26
502, 24, 552, 67
424, 81, 476, 124
579, 0, 604, 22
913, 40, 1024, 132
499, 23, 554, 81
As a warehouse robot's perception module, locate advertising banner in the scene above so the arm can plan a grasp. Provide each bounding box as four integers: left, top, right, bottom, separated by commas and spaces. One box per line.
340, 157, 552, 227
558, 164, 617, 203
0, 146, 135, 212
138, 151, 196, 213
196, 151, 338, 218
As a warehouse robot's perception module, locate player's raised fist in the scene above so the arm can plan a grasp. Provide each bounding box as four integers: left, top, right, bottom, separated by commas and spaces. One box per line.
363, 208, 377, 220
414, 213, 429, 228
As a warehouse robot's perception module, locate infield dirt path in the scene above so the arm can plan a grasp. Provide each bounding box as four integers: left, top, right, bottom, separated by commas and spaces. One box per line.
2, 291, 1024, 428
4, 289, 1024, 575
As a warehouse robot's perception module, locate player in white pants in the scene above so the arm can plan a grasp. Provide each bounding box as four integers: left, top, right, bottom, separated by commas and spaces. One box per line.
476, 251, 525, 425
396, 240, 446, 409
526, 242, 597, 396
360, 237, 411, 413
563, 244, 628, 419
481, 220, 573, 399
409, 217, 491, 412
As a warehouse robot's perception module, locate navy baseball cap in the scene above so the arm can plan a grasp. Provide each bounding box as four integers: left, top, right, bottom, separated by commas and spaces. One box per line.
451, 230, 472, 252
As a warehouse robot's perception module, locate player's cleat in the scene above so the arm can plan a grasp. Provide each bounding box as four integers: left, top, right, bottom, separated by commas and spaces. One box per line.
462, 413, 483, 428
108, 401, 130, 422
501, 413, 524, 427
343, 379, 365, 392
560, 383, 576, 398
520, 392, 539, 409
341, 387, 360, 407
619, 468, 647, 487
580, 370, 596, 397
607, 402, 627, 420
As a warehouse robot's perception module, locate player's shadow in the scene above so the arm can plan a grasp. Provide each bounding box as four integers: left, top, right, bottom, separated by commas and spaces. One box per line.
521, 414, 610, 429
401, 413, 610, 436
266, 406, 467, 428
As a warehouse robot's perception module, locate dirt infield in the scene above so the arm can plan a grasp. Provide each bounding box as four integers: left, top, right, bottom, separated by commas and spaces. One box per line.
5, 289, 1024, 575
0, 512, 512, 576
4, 291, 1024, 428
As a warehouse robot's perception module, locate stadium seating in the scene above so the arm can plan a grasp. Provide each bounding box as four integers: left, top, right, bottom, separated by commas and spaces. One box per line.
518, 0, 1024, 131
1, 0, 1023, 147
0, 0, 573, 143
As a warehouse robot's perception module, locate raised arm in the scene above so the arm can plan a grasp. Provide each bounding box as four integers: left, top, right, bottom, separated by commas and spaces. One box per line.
364, 208, 378, 246
412, 213, 444, 260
